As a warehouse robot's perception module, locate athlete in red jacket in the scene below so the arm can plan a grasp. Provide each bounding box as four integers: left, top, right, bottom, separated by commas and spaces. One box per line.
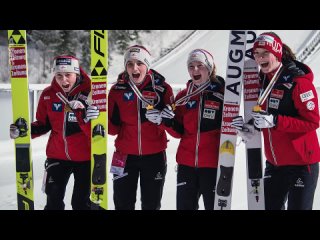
108, 45, 174, 210
162, 49, 225, 210
232, 32, 320, 210
10, 55, 99, 210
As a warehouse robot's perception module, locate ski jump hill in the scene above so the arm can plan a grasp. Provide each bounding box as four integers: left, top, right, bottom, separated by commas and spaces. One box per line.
153, 30, 320, 88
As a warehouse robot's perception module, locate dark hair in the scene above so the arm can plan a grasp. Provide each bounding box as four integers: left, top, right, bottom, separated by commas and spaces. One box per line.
262, 31, 296, 64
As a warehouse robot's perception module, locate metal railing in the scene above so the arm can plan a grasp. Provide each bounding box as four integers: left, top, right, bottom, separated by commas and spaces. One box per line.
296, 30, 320, 63
0, 83, 185, 122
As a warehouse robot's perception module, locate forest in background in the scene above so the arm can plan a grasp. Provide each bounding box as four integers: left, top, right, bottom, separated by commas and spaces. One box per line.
0, 30, 189, 83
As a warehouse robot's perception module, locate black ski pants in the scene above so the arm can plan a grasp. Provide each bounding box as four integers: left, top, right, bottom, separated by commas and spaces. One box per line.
113, 151, 167, 210
176, 164, 217, 210
264, 161, 319, 210
44, 159, 91, 210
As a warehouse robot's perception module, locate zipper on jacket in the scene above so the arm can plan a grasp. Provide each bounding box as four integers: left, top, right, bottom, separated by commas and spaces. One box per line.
137, 97, 142, 155
195, 93, 203, 168
63, 111, 71, 160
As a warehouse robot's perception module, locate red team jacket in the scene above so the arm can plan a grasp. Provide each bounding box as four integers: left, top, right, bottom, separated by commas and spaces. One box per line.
260, 60, 320, 166
164, 78, 225, 168
108, 69, 174, 155
31, 68, 91, 162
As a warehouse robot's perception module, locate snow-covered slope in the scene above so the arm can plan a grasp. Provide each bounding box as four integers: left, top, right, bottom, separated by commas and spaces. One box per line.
154, 30, 314, 84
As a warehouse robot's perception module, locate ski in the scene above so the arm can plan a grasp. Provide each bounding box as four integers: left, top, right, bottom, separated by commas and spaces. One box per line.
243, 31, 265, 210
8, 30, 34, 210
89, 30, 108, 210
214, 30, 247, 210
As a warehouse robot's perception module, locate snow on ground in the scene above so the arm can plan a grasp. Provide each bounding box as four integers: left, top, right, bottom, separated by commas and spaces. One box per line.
0, 130, 248, 210
1, 86, 319, 210
1, 101, 320, 210
1, 30, 320, 210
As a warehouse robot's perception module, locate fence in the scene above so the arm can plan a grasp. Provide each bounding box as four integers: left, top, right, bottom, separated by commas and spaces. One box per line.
1, 83, 319, 140
0, 83, 185, 140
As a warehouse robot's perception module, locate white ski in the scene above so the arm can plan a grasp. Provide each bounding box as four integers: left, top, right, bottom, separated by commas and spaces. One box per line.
214, 30, 247, 210
243, 30, 265, 210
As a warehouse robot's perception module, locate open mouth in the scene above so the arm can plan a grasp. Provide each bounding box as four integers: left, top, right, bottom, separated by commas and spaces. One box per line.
62, 84, 70, 89
193, 74, 201, 80
132, 73, 140, 79
260, 62, 269, 68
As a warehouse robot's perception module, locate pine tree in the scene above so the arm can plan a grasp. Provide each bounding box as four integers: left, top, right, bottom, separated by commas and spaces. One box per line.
0, 30, 152, 83
28, 30, 61, 83
109, 30, 151, 54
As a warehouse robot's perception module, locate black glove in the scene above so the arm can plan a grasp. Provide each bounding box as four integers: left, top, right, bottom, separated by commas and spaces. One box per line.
10, 117, 28, 139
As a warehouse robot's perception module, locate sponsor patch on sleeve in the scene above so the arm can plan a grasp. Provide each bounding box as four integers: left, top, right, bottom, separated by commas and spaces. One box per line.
306, 101, 315, 111
300, 90, 314, 102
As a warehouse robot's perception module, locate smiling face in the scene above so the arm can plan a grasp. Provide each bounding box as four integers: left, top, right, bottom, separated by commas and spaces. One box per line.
126, 59, 148, 84
253, 47, 281, 74
188, 61, 210, 85
55, 72, 77, 93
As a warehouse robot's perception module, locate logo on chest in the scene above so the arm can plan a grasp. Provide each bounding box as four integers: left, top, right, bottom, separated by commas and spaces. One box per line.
269, 98, 280, 109
186, 100, 197, 109
68, 112, 78, 122
270, 89, 284, 99
52, 102, 62, 112
203, 100, 219, 120
142, 91, 157, 108
203, 109, 216, 119
204, 100, 220, 110
123, 92, 134, 101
